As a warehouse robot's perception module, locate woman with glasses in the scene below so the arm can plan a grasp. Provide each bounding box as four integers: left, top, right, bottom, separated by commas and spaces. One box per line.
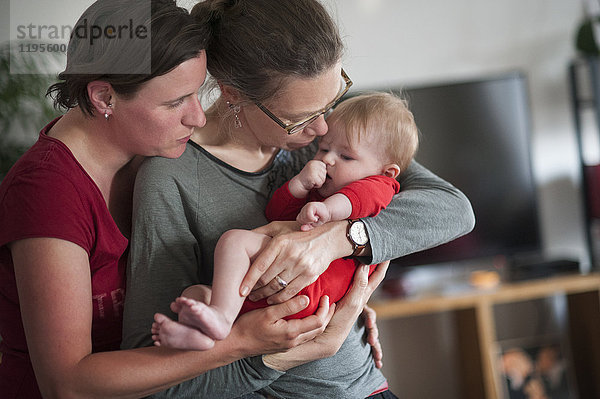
2, 1, 385, 398
1, 1, 342, 398
122, 0, 475, 398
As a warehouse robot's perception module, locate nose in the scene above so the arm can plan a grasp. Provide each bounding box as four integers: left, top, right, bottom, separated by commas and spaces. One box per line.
305, 114, 328, 137
322, 150, 335, 166
183, 95, 207, 128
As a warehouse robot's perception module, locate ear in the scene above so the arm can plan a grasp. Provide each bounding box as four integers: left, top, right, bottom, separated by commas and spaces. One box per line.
381, 163, 401, 179
219, 83, 243, 105
87, 81, 114, 117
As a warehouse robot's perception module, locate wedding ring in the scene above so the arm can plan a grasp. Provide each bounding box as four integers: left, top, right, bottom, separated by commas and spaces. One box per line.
275, 275, 288, 289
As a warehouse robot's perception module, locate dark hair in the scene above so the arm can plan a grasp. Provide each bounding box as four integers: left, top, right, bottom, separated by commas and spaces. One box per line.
47, 0, 210, 116
191, 0, 343, 104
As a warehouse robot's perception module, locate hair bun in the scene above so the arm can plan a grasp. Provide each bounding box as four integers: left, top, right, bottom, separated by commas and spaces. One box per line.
191, 0, 232, 28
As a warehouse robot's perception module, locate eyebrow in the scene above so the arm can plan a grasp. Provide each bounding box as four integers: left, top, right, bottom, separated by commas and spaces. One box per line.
320, 138, 354, 153
341, 145, 356, 154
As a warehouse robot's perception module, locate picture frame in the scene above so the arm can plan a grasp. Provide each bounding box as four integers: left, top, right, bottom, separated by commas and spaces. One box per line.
496, 335, 577, 399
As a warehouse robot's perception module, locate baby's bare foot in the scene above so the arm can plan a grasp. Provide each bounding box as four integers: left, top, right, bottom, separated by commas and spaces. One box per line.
175, 296, 233, 341
151, 313, 215, 351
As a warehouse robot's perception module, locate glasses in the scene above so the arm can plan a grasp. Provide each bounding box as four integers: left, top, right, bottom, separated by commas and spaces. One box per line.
255, 68, 353, 135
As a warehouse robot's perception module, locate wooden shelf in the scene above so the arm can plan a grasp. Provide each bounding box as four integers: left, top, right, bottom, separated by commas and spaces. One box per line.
370, 273, 600, 319
369, 273, 600, 399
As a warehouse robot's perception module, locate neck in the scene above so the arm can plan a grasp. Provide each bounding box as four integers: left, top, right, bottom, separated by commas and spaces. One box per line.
51, 109, 136, 187
192, 102, 278, 172
48, 109, 142, 237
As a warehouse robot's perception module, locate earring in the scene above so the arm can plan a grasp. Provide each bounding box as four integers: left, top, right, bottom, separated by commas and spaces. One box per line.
228, 101, 242, 128
104, 103, 112, 121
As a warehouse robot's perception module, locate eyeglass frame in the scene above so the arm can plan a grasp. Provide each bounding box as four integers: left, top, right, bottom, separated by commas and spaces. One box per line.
254, 68, 353, 135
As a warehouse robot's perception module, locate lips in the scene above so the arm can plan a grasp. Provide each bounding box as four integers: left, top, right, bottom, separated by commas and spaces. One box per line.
177, 135, 191, 144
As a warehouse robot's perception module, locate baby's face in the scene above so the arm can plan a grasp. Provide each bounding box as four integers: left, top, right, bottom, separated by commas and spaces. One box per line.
313, 122, 387, 197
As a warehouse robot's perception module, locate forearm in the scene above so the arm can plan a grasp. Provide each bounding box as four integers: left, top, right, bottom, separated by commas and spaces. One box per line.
147, 293, 338, 399
15, 246, 263, 399
263, 343, 327, 372
362, 161, 475, 264
123, 273, 284, 398
321, 193, 352, 221
147, 354, 282, 399
288, 176, 311, 198
53, 343, 245, 399
287, 160, 327, 199
319, 219, 355, 259
262, 318, 353, 372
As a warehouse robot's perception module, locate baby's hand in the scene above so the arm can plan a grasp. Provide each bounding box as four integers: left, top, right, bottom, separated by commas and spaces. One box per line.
288, 160, 327, 198
297, 201, 331, 231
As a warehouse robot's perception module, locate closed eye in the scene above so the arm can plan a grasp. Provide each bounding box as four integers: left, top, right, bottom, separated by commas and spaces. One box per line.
165, 92, 197, 109
167, 98, 185, 109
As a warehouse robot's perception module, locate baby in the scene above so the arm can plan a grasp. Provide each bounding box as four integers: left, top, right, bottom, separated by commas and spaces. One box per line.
152, 92, 419, 350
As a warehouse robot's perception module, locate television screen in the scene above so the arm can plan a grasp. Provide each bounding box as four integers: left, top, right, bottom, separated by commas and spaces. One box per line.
385, 72, 542, 267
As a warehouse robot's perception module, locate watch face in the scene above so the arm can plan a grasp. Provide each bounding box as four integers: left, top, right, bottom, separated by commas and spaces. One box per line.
349, 221, 368, 246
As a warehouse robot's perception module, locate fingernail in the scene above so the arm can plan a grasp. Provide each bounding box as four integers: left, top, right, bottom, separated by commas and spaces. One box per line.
363, 264, 369, 273
298, 295, 309, 308
240, 286, 249, 297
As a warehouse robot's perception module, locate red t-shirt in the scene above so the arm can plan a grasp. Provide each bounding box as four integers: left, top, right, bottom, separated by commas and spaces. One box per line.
0, 119, 128, 398
241, 175, 400, 319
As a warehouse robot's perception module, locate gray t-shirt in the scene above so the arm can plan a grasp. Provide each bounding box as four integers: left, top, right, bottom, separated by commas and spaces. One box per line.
122, 140, 474, 398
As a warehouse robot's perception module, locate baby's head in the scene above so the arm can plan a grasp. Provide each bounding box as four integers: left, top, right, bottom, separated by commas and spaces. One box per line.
314, 91, 419, 197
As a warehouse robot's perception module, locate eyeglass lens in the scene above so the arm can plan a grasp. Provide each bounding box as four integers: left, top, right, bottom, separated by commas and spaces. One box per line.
289, 115, 321, 134
288, 81, 347, 134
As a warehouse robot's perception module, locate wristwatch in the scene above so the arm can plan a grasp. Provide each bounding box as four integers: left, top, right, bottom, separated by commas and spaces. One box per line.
346, 219, 369, 257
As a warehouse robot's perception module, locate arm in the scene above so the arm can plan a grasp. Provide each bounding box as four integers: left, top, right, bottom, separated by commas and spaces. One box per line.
265, 160, 326, 222
287, 159, 327, 198
296, 194, 352, 231
3, 167, 245, 399
148, 295, 334, 399
361, 160, 475, 264
265, 182, 310, 222
297, 175, 400, 230
245, 219, 354, 304
11, 238, 274, 399
241, 161, 474, 303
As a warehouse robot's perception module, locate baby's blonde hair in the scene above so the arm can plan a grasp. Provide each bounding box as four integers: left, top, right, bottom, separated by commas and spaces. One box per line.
327, 91, 419, 172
